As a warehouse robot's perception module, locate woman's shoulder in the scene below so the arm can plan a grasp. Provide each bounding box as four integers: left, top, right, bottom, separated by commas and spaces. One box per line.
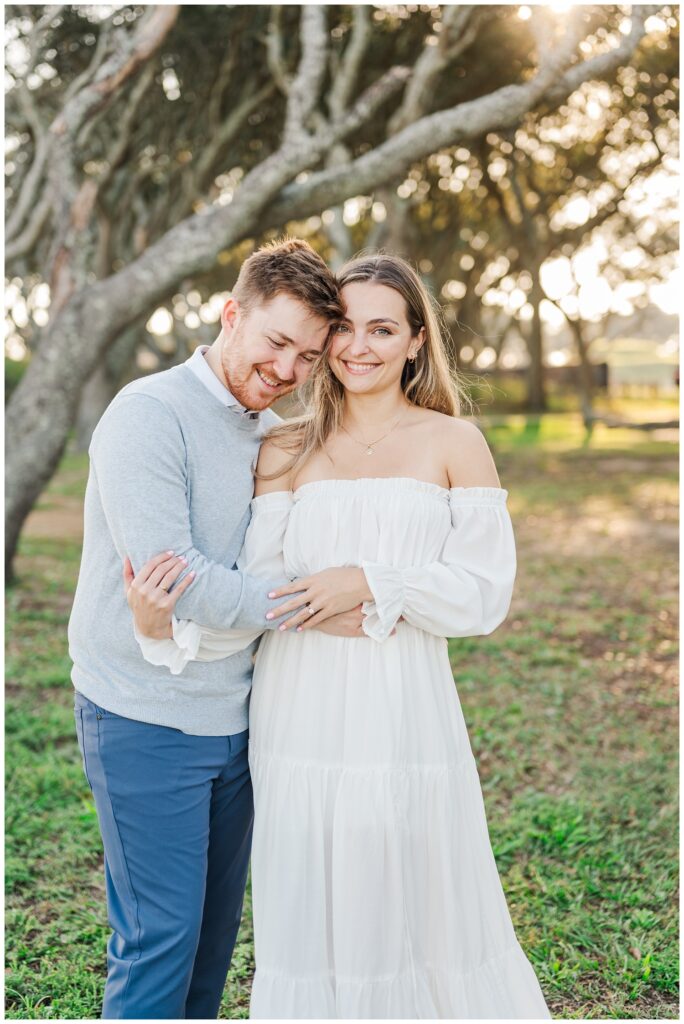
414, 411, 500, 488
410, 408, 486, 447
254, 437, 297, 496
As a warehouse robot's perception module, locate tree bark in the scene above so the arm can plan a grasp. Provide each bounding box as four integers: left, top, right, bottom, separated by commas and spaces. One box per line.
74, 322, 143, 451
75, 362, 117, 453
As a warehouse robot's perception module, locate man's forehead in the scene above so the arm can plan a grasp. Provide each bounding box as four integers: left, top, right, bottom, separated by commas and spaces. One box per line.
263, 292, 333, 320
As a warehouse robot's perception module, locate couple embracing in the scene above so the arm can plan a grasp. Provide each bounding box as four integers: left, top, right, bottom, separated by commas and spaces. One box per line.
68, 239, 550, 1020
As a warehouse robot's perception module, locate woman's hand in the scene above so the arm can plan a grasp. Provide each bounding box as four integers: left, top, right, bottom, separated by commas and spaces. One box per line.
123, 552, 195, 639
266, 567, 373, 632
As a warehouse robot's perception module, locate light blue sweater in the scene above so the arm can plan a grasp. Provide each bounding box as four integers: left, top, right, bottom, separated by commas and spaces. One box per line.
68, 363, 283, 735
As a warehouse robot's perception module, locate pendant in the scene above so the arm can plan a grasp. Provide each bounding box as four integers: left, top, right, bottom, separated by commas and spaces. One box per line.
366, 446, 374, 455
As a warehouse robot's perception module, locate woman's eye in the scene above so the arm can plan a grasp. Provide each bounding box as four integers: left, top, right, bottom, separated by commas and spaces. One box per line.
300, 354, 316, 363
373, 327, 391, 336
268, 337, 284, 348
335, 324, 350, 333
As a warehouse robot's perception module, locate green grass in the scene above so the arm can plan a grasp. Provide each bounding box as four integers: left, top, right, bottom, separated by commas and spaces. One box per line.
5, 414, 679, 1019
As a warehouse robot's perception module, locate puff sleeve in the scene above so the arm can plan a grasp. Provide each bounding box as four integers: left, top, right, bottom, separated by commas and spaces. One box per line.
360, 488, 516, 642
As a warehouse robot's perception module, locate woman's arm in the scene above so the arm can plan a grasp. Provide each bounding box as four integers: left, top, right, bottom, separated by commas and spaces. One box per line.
361, 489, 516, 642
360, 420, 515, 642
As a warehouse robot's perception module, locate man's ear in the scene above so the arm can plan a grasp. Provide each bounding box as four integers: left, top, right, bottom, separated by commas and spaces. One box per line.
221, 296, 240, 336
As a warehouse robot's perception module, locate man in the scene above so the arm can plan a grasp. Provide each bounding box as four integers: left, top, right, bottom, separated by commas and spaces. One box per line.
68, 238, 360, 1019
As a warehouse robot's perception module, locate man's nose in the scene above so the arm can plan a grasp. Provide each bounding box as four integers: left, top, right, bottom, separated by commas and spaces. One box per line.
272, 351, 298, 382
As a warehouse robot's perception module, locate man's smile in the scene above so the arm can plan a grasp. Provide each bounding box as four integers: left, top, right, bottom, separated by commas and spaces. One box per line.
256, 367, 287, 390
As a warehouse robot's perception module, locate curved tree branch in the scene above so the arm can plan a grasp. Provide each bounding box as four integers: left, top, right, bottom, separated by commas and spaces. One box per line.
261, 7, 648, 227
283, 6, 329, 144
51, 6, 180, 142
5, 192, 52, 264
328, 6, 372, 119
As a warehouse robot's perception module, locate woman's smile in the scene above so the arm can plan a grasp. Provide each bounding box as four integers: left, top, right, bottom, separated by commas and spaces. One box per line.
341, 360, 382, 375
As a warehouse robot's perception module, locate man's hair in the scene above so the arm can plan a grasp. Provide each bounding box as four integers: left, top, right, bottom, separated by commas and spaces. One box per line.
232, 238, 343, 322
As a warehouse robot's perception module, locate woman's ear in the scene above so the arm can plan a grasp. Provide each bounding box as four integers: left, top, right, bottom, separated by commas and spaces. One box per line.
412, 326, 426, 357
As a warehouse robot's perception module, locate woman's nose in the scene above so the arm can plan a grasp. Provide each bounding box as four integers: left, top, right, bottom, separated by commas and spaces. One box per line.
347, 331, 371, 356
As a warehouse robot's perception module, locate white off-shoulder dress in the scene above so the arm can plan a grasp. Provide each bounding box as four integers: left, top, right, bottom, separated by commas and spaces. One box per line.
137, 477, 551, 1020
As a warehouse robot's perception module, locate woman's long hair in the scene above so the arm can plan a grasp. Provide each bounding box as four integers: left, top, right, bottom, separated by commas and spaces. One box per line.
259, 252, 471, 480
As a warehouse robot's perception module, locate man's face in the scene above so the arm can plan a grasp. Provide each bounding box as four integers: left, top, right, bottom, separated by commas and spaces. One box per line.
220, 293, 331, 410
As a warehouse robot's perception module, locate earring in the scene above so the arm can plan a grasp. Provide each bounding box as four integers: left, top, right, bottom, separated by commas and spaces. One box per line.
408, 352, 416, 362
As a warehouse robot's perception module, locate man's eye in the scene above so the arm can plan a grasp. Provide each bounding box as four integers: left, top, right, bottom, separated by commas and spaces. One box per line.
268, 337, 285, 348
335, 324, 350, 333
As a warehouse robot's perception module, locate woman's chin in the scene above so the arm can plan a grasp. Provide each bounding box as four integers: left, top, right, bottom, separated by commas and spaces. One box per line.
342, 376, 384, 396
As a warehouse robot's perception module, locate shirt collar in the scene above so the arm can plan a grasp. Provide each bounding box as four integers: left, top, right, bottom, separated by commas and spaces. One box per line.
185, 345, 259, 419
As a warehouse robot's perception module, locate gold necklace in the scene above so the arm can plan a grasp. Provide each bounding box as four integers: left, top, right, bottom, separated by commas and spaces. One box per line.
340, 406, 409, 456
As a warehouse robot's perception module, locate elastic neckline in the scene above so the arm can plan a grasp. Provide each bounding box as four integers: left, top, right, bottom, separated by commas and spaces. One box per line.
250, 478, 509, 509
293, 476, 449, 499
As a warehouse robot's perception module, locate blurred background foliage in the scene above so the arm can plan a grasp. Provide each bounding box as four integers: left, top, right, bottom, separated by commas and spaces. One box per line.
4, 4, 679, 576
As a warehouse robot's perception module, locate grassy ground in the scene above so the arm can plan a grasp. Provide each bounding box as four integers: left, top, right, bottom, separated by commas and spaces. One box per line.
5, 413, 678, 1019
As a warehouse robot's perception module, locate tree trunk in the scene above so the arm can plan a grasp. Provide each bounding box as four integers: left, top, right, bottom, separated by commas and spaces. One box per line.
526, 263, 547, 412
5, 296, 112, 582
74, 323, 144, 451
370, 187, 415, 257
567, 316, 596, 421
75, 363, 117, 452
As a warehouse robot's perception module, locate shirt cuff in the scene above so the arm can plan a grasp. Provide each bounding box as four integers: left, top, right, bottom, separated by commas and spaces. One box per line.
133, 616, 199, 676
360, 561, 404, 642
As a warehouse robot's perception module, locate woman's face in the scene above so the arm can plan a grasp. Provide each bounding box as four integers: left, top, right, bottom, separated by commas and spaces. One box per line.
329, 281, 424, 396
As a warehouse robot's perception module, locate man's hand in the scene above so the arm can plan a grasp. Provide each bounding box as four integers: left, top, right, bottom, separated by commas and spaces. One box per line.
266, 567, 373, 631
123, 552, 195, 639
314, 605, 398, 638
314, 605, 366, 638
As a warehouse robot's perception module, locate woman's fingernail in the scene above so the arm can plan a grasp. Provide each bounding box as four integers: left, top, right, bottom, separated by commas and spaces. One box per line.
189, 571, 195, 578
279, 624, 287, 631
166, 550, 174, 555
268, 591, 276, 598
266, 612, 274, 620
180, 558, 188, 565
296, 626, 303, 633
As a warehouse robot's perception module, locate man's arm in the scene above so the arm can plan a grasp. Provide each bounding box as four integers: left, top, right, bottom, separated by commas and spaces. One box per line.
92, 391, 286, 631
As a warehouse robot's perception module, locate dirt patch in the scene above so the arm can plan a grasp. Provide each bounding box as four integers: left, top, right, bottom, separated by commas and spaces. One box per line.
584, 456, 678, 475
517, 506, 677, 558
24, 500, 83, 541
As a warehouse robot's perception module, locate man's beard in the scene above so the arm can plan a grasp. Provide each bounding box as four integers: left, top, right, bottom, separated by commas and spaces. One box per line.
223, 354, 295, 410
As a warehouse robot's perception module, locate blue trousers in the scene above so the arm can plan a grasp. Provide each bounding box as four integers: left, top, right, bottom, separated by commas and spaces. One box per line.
74, 691, 254, 1019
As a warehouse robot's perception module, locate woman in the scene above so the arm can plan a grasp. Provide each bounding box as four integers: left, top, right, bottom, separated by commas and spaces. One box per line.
129, 255, 551, 1019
